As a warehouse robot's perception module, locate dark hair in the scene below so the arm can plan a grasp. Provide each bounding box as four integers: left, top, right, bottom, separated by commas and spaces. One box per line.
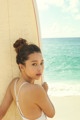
13, 38, 41, 65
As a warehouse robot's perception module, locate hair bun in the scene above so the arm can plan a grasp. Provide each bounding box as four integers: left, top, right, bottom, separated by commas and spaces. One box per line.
13, 38, 28, 53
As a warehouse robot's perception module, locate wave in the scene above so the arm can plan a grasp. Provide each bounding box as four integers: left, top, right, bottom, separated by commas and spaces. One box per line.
42, 38, 80, 81
48, 82, 80, 96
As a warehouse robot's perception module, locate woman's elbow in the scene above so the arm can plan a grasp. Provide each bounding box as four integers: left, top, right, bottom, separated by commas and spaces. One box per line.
48, 109, 55, 118
49, 111, 55, 118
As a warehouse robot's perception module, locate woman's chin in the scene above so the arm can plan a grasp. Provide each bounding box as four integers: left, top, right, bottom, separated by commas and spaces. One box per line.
35, 76, 41, 80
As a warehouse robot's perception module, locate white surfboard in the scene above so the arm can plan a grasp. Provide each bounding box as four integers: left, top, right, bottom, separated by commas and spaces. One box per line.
0, 0, 41, 119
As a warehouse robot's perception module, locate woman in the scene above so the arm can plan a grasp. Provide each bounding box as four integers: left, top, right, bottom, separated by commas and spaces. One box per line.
0, 38, 55, 120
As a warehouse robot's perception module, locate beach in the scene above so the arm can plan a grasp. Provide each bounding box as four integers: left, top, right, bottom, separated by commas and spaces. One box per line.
41, 38, 80, 120
48, 95, 80, 120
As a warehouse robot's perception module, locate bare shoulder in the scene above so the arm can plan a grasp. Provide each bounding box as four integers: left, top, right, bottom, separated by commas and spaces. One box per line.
34, 84, 45, 92
23, 83, 45, 97
30, 84, 46, 99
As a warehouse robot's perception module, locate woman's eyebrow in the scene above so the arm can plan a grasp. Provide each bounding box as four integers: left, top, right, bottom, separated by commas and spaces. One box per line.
31, 60, 37, 62
31, 60, 44, 62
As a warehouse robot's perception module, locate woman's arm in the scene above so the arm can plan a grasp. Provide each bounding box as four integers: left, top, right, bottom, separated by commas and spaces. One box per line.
0, 82, 13, 120
34, 84, 55, 118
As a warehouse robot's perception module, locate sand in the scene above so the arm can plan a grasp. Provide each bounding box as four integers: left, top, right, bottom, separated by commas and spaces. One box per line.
2, 94, 80, 120
48, 95, 80, 120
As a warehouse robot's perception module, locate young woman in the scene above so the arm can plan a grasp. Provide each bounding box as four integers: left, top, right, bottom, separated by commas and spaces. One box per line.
0, 38, 55, 120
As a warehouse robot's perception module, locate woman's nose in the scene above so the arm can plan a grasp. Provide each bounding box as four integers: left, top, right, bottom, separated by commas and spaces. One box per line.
37, 65, 42, 71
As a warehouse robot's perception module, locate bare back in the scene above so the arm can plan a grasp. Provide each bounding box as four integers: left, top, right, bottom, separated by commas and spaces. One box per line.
11, 78, 44, 119
9, 77, 55, 120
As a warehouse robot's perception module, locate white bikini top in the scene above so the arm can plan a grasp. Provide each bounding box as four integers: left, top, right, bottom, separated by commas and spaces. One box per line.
14, 79, 47, 120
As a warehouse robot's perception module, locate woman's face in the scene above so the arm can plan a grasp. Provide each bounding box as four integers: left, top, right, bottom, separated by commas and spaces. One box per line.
21, 52, 44, 81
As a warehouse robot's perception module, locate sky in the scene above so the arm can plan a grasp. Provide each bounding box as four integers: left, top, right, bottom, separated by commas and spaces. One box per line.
36, 0, 80, 38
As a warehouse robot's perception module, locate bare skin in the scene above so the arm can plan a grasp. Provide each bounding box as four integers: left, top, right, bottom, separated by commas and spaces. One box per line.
0, 52, 55, 120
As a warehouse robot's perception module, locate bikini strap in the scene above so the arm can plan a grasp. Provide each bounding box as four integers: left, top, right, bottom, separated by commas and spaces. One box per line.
14, 79, 28, 117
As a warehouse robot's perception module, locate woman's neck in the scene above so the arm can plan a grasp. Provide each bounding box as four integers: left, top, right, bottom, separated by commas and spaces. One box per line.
20, 75, 34, 84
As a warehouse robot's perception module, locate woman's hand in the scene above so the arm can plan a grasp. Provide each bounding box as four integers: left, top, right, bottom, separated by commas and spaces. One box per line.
42, 82, 48, 92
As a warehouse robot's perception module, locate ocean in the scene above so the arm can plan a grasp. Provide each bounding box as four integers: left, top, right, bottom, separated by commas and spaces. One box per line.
41, 38, 80, 96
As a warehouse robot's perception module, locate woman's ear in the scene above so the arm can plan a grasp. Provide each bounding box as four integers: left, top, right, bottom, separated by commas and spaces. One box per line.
19, 64, 24, 71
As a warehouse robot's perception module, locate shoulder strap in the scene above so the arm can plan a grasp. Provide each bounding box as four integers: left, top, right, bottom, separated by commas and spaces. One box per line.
14, 79, 28, 118
17, 82, 27, 97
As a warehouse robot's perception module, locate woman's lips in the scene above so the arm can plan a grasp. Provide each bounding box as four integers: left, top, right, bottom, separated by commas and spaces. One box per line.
36, 73, 42, 76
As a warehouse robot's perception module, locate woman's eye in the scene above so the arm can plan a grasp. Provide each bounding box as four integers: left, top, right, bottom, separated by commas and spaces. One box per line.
41, 62, 44, 65
32, 63, 37, 66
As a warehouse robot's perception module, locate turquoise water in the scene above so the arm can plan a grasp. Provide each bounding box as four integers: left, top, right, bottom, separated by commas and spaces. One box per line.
41, 38, 80, 96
